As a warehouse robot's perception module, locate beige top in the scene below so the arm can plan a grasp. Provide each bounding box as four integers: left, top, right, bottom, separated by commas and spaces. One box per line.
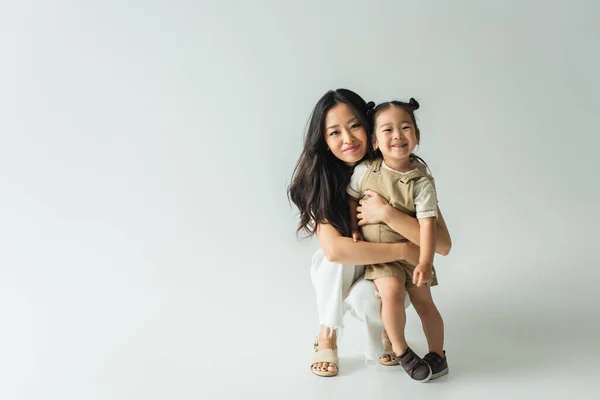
347, 158, 438, 219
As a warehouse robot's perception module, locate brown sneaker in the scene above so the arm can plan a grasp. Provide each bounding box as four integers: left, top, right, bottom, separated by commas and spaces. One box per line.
396, 347, 432, 383
423, 351, 449, 380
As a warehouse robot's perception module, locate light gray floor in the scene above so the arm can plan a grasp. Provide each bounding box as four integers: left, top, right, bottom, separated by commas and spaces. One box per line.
200, 304, 598, 400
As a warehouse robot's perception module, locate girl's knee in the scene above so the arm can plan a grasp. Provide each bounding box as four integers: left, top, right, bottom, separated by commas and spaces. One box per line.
378, 284, 405, 303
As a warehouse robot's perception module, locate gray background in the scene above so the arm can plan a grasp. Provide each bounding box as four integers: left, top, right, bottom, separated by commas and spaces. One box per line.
1, 1, 599, 399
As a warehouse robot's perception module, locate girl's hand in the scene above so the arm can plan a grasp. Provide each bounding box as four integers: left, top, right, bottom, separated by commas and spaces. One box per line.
413, 262, 434, 287
357, 190, 391, 226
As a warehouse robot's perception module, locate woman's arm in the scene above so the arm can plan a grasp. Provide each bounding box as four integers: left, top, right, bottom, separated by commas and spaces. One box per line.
348, 198, 363, 242
357, 190, 452, 255
316, 223, 417, 265
381, 205, 451, 255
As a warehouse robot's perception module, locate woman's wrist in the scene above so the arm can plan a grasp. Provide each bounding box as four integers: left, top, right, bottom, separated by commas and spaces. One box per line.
402, 242, 420, 266
395, 242, 407, 260
381, 203, 393, 224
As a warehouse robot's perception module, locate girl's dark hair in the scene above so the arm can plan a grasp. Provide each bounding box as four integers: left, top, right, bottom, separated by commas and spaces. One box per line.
371, 97, 429, 168
287, 89, 374, 238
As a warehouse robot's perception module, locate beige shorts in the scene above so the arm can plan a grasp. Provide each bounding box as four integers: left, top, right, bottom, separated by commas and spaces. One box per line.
364, 260, 438, 288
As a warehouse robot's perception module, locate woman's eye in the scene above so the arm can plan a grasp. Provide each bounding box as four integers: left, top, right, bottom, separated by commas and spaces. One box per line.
329, 131, 340, 136
351, 123, 361, 129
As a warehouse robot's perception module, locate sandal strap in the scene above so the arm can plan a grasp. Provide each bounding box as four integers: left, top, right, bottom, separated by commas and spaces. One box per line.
311, 348, 339, 365
381, 338, 394, 355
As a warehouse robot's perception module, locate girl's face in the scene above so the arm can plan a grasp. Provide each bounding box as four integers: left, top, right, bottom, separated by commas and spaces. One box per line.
324, 103, 368, 166
373, 106, 419, 170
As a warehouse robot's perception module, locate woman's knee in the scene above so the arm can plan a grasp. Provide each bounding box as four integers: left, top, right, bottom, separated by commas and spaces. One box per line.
346, 280, 381, 321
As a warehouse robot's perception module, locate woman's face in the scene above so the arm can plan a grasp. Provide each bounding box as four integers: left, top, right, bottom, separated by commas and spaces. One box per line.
323, 103, 368, 166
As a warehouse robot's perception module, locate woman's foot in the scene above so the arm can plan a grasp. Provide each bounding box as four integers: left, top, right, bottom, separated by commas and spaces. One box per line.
311, 327, 338, 376
312, 338, 338, 375
379, 331, 399, 365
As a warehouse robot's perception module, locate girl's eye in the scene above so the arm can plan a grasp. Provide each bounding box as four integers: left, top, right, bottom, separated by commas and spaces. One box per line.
383, 129, 392, 133
402, 126, 411, 130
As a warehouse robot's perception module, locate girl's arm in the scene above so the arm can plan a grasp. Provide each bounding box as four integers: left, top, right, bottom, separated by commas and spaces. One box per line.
413, 217, 436, 287
418, 217, 436, 265
316, 223, 418, 265
357, 190, 452, 255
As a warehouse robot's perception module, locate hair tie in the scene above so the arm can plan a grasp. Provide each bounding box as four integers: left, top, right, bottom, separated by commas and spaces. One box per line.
365, 101, 375, 116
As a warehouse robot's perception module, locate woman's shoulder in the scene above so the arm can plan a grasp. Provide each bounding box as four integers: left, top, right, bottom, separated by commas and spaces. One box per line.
356, 158, 376, 167
353, 158, 376, 174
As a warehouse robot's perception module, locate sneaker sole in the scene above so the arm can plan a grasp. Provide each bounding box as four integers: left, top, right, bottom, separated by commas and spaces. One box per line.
430, 367, 449, 380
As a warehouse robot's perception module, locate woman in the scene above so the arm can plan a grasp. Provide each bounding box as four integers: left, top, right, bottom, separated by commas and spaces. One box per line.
288, 89, 452, 377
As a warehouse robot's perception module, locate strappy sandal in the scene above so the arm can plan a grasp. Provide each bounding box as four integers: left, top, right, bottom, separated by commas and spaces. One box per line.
379, 337, 399, 366
310, 338, 339, 377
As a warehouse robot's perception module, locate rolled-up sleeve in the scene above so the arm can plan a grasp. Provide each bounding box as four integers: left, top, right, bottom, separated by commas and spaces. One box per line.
346, 161, 369, 200
413, 177, 438, 219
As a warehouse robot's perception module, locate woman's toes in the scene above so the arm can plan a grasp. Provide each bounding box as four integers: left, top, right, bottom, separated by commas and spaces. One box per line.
328, 363, 337, 372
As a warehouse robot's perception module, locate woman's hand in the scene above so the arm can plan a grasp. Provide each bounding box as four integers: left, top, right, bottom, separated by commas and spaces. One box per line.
352, 229, 364, 243
357, 190, 391, 226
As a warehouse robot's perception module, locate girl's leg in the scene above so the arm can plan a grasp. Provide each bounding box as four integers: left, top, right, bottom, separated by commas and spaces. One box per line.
373, 277, 408, 355
376, 277, 433, 382
407, 285, 444, 357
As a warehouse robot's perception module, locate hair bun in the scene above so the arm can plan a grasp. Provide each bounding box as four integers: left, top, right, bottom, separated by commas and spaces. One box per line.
409, 98, 420, 110
364, 101, 375, 116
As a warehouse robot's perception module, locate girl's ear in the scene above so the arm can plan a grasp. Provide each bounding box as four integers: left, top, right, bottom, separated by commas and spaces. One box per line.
372, 135, 379, 150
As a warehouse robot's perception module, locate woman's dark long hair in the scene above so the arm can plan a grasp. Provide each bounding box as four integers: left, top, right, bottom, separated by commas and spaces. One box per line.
288, 89, 374, 238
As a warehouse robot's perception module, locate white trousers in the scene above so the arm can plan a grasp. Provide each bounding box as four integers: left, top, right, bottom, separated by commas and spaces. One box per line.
310, 249, 411, 363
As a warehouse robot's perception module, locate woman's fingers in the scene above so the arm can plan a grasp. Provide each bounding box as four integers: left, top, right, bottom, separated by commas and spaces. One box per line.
364, 189, 381, 198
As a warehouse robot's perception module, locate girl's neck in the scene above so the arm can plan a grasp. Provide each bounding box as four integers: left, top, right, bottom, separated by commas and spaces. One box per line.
383, 157, 413, 173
